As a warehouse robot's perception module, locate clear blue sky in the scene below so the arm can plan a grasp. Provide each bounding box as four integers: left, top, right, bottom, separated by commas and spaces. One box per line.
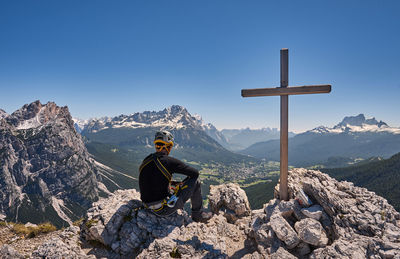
1, 0, 399, 132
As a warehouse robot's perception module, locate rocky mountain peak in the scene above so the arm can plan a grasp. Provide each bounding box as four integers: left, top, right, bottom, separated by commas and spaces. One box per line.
0, 109, 8, 119
6, 100, 73, 130
164, 105, 187, 115
160, 105, 202, 129
0, 101, 103, 227
308, 113, 396, 136
335, 113, 388, 128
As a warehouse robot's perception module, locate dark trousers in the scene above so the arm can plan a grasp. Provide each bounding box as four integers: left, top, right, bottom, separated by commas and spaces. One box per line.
152, 177, 203, 217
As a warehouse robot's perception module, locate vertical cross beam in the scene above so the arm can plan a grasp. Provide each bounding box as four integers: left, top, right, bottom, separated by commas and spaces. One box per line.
280, 49, 289, 201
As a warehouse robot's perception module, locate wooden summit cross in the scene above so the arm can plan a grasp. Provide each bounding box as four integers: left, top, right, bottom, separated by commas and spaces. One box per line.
241, 49, 331, 201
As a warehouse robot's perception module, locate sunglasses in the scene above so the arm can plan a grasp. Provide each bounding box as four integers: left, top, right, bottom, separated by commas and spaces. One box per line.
155, 142, 166, 147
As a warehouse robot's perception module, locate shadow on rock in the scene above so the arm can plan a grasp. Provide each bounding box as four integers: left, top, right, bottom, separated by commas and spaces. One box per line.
173, 236, 228, 258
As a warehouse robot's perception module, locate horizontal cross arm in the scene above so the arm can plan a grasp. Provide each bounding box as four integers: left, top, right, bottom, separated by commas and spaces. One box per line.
241, 84, 331, 97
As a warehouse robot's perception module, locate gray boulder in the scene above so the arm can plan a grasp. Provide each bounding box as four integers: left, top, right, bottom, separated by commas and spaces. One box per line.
294, 218, 328, 247
301, 204, 323, 220
286, 168, 400, 257
0, 245, 24, 259
209, 183, 251, 223
270, 214, 300, 249
81, 188, 189, 257
271, 247, 297, 259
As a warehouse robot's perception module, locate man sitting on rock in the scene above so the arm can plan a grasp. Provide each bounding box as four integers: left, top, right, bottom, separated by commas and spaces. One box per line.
139, 130, 212, 223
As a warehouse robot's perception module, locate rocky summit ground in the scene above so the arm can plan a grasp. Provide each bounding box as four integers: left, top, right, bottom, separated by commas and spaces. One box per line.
1, 168, 400, 258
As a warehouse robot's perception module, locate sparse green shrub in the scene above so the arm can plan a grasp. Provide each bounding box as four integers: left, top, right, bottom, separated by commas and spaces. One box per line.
381, 211, 386, 221
85, 219, 98, 228
0, 221, 8, 226
38, 222, 57, 233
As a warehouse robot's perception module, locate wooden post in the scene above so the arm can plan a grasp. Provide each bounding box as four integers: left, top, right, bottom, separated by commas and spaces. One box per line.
280, 49, 289, 201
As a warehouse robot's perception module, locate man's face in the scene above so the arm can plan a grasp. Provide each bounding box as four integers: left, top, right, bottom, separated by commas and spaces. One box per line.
155, 141, 172, 155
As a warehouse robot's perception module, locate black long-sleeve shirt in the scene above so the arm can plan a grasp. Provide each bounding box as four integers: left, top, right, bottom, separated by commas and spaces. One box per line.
139, 152, 199, 203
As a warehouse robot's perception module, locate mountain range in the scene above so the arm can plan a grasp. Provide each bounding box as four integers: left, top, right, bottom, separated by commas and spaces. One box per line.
240, 114, 400, 166
2, 100, 400, 228
74, 108, 294, 152
76, 105, 256, 167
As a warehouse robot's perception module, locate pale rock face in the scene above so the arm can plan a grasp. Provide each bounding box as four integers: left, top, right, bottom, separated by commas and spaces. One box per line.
294, 218, 328, 246
0, 245, 24, 259
0, 109, 8, 119
270, 214, 300, 249
0, 100, 103, 227
286, 168, 400, 257
271, 247, 297, 259
294, 242, 311, 257
14, 169, 400, 258
208, 182, 251, 223
78, 185, 257, 258
80, 189, 191, 257
301, 204, 323, 220
137, 214, 249, 258
32, 226, 93, 259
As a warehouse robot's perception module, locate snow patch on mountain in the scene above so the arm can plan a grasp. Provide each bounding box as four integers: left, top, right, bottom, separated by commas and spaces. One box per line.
111, 121, 148, 129
72, 118, 89, 133
16, 107, 45, 130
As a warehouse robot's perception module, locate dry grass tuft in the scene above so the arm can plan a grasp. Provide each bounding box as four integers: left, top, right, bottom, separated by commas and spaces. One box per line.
11, 222, 57, 238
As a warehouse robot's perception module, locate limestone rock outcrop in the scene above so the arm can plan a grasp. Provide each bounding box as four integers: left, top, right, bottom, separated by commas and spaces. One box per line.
78, 185, 257, 258
79, 171, 400, 257
208, 182, 251, 223
1, 168, 399, 258
80, 189, 191, 257
0, 245, 24, 259
0, 101, 105, 227
269, 168, 400, 257
31, 226, 90, 259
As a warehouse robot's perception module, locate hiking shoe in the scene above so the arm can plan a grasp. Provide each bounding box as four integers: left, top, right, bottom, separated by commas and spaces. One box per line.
192, 211, 212, 223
